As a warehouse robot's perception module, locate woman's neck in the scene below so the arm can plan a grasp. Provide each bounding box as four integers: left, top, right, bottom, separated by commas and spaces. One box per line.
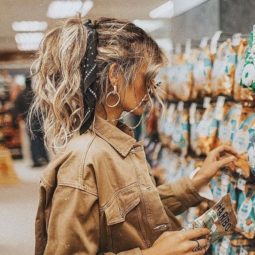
96, 104, 123, 126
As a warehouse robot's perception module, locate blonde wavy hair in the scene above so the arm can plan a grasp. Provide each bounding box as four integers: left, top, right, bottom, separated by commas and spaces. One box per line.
29, 16, 165, 151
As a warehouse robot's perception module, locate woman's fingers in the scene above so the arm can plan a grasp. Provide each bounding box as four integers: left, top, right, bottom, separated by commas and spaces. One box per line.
190, 239, 208, 251
183, 228, 210, 240
211, 144, 238, 157
216, 155, 236, 169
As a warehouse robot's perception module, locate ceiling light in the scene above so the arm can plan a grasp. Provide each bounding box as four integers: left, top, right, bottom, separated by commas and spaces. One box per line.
15, 32, 44, 51
149, 1, 174, 19
12, 21, 48, 32
47, 0, 93, 19
15, 32, 44, 45
133, 20, 165, 33
17, 43, 41, 51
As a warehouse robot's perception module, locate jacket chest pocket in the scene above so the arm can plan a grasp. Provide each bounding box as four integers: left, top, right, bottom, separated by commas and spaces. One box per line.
140, 184, 171, 241
103, 184, 147, 253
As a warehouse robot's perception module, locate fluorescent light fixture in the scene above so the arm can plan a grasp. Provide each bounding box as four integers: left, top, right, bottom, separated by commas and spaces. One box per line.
12, 21, 48, 32
47, 0, 93, 19
15, 32, 44, 51
15, 32, 44, 44
133, 20, 165, 33
149, 1, 174, 19
155, 38, 173, 52
173, 0, 208, 17
17, 43, 41, 51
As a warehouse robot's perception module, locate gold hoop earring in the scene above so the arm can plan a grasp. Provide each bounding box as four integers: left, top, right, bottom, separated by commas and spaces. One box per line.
106, 85, 120, 108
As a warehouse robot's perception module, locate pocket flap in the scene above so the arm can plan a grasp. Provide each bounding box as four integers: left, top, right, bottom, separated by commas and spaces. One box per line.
105, 185, 140, 226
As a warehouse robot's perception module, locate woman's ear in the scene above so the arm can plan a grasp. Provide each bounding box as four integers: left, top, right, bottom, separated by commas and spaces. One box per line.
108, 63, 121, 89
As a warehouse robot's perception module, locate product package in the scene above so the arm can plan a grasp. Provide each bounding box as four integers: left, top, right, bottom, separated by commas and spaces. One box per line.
211, 172, 237, 210
236, 187, 255, 239
211, 40, 237, 97
196, 97, 225, 155
170, 102, 189, 156
241, 28, 255, 93
192, 42, 212, 99
186, 194, 237, 243
233, 39, 254, 102
232, 111, 255, 177
216, 103, 243, 147
189, 102, 204, 156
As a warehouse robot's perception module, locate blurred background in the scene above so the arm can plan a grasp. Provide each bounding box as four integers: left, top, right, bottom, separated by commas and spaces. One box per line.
1, 0, 255, 254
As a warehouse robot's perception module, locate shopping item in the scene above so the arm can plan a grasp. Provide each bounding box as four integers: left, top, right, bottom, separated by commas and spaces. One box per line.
241, 27, 255, 92
211, 40, 236, 97
232, 111, 255, 177
186, 194, 237, 243
192, 39, 212, 99
216, 103, 242, 146
170, 102, 189, 156
236, 187, 255, 239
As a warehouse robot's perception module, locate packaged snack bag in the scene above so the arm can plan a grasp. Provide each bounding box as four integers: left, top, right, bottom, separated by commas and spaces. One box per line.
189, 103, 203, 155
236, 187, 255, 239
241, 26, 255, 93
217, 103, 242, 146
163, 103, 176, 137
233, 39, 254, 102
211, 172, 237, 210
171, 102, 189, 156
192, 39, 212, 99
186, 194, 237, 243
211, 40, 237, 97
232, 111, 255, 177
196, 97, 225, 155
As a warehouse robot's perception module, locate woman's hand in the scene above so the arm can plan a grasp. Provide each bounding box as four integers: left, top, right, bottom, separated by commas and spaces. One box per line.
192, 145, 238, 190
142, 228, 210, 255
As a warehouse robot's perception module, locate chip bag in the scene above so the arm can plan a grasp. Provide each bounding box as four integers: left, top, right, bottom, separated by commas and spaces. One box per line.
216, 103, 242, 146
170, 102, 189, 156
232, 111, 255, 178
236, 187, 255, 239
211, 40, 236, 97
187, 194, 237, 243
241, 28, 255, 92
192, 45, 212, 99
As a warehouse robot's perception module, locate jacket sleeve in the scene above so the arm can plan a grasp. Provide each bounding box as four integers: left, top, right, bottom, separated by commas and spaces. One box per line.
157, 177, 203, 215
35, 184, 143, 255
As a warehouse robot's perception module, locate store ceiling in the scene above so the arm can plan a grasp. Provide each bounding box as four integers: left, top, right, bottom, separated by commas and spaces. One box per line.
0, 0, 167, 53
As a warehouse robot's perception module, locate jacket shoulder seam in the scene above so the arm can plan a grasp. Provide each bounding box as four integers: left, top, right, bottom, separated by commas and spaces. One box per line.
58, 182, 98, 197
78, 133, 97, 190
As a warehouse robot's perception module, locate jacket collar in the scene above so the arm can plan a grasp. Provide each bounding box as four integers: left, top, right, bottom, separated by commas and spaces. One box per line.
91, 115, 137, 157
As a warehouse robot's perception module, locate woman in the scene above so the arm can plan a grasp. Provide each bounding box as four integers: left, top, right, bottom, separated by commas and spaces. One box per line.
32, 17, 237, 255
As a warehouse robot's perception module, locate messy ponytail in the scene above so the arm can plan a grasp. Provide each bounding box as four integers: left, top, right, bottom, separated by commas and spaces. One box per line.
29, 16, 164, 152
29, 17, 87, 150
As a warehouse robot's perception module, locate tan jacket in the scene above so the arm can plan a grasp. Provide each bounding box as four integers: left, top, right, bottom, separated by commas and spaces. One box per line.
35, 116, 203, 255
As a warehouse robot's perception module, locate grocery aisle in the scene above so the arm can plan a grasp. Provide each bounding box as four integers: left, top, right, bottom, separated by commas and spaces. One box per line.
0, 160, 43, 255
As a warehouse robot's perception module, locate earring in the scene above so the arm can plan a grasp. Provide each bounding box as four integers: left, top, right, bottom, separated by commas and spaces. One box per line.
106, 85, 120, 108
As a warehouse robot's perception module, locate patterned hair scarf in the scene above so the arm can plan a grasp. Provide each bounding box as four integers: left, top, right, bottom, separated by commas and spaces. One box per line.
80, 20, 98, 134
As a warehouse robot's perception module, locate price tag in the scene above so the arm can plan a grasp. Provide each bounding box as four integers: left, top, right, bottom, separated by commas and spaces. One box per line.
184, 39, 191, 59
203, 97, 211, 108
177, 101, 184, 112
240, 247, 248, 255
175, 43, 182, 55
200, 37, 209, 49
232, 33, 242, 46
189, 103, 197, 124
210, 30, 223, 54
237, 178, 247, 191
214, 96, 226, 121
